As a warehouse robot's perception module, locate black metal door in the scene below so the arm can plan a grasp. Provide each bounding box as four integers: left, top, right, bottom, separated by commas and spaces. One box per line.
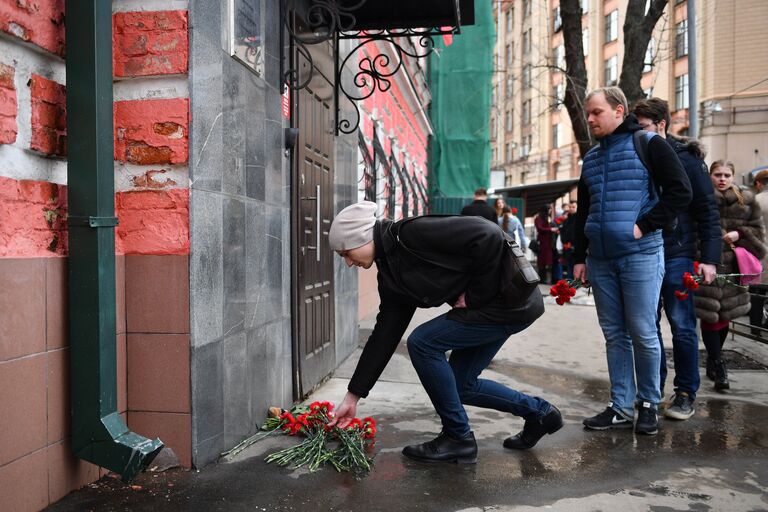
291, 32, 336, 398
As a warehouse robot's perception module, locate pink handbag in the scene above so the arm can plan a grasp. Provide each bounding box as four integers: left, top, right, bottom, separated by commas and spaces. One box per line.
731, 245, 763, 285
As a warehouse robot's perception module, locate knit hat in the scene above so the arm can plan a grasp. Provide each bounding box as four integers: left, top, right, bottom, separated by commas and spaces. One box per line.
328, 201, 377, 251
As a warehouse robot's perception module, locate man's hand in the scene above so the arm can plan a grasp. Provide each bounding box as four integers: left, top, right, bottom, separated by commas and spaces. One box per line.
573, 263, 587, 283
698, 262, 717, 285
633, 224, 643, 239
454, 292, 467, 308
327, 391, 360, 428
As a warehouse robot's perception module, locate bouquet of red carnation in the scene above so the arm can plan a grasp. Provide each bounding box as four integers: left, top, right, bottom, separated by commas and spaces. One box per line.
549, 278, 589, 305
674, 262, 750, 301
264, 401, 376, 475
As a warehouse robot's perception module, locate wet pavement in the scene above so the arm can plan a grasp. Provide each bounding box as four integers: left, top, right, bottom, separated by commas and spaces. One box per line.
48, 289, 768, 511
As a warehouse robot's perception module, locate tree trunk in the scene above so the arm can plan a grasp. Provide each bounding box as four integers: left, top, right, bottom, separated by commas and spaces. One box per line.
560, 0, 592, 159
619, 0, 668, 107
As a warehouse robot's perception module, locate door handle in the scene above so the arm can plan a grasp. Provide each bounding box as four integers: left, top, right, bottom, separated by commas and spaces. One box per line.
316, 184, 321, 262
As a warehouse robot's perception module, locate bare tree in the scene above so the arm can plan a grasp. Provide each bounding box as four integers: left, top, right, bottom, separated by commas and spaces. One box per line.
619, 0, 669, 105
559, 0, 669, 158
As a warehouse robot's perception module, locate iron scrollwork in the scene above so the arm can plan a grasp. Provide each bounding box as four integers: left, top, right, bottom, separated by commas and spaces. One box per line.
283, 0, 459, 134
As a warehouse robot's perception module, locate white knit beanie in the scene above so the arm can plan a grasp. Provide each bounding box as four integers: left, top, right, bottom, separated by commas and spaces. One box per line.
328, 201, 377, 251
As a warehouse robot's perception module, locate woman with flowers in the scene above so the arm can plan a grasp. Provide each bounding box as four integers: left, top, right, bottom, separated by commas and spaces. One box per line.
694, 160, 768, 390
498, 206, 528, 251
534, 205, 558, 284
325, 201, 562, 465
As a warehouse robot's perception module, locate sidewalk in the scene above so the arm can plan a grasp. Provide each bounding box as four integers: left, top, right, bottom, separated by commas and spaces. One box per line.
48, 289, 768, 511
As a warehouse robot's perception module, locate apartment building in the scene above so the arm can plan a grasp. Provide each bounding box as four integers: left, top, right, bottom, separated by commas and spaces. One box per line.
490, 0, 767, 201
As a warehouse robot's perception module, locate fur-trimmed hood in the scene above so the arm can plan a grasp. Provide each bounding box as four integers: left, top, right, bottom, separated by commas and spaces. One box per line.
668, 134, 706, 160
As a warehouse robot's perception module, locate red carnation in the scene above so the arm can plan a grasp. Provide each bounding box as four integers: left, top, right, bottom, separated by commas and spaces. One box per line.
512, 207, 518, 215
674, 290, 689, 301
693, 261, 700, 274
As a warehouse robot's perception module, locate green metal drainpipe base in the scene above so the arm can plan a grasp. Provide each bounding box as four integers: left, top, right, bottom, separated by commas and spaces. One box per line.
73, 413, 163, 483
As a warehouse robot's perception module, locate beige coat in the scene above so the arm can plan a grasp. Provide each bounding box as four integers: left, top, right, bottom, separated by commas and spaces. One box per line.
754, 189, 768, 284
694, 188, 768, 323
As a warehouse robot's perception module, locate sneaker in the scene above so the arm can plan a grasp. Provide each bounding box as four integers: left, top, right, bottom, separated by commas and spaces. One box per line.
635, 402, 659, 435
664, 392, 695, 420
583, 406, 633, 430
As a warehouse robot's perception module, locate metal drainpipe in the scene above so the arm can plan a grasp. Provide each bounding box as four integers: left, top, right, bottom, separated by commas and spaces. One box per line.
66, 0, 163, 482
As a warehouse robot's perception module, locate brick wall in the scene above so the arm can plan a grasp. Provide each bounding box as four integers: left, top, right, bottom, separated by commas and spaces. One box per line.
0, 2, 192, 510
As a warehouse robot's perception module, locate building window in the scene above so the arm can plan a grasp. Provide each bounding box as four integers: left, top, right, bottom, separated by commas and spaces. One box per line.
675, 74, 689, 109
605, 10, 618, 43
492, 85, 497, 106
583, 28, 589, 57
506, 76, 514, 98
522, 29, 531, 57
676, 19, 688, 58
505, 43, 512, 69
521, 135, 531, 157
675, 0, 686, 4
523, 0, 531, 18
644, 37, 656, 73
552, 123, 561, 149
505, 143, 512, 162
491, 115, 497, 139
644, 86, 654, 98
506, 109, 513, 132
506, 9, 513, 32
553, 6, 562, 32
581, 0, 589, 15
554, 45, 565, 70
522, 100, 531, 125
604, 55, 618, 86
522, 64, 532, 88
552, 82, 564, 109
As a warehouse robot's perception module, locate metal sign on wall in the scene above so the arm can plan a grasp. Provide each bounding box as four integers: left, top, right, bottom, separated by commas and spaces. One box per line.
228, 0, 265, 76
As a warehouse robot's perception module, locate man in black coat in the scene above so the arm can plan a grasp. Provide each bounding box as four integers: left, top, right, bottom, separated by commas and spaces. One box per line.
633, 98, 721, 421
460, 188, 497, 223
326, 201, 561, 463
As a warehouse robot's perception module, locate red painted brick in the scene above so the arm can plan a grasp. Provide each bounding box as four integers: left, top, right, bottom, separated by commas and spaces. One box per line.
113, 10, 188, 77
114, 98, 188, 165
0, 177, 68, 257
115, 189, 190, 255
0, 0, 65, 57
29, 74, 66, 157
0, 62, 17, 144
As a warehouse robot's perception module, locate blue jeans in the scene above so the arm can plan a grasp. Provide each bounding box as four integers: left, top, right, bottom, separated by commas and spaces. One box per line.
407, 314, 550, 438
657, 257, 700, 400
588, 251, 664, 418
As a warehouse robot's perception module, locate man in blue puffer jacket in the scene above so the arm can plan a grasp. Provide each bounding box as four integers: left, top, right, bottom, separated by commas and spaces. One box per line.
633, 98, 721, 422
573, 87, 692, 435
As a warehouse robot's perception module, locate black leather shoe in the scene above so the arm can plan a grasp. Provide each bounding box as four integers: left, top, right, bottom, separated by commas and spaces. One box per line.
503, 405, 563, 450
402, 431, 477, 464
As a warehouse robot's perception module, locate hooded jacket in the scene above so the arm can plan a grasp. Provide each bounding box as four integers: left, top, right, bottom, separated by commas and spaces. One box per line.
663, 135, 722, 263
347, 215, 544, 399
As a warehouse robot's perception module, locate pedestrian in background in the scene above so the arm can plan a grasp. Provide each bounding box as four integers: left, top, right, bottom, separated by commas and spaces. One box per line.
749, 169, 768, 334
461, 188, 497, 223
574, 87, 691, 436
559, 201, 578, 279
694, 160, 767, 391
494, 197, 507, 219
499, 205, 528, 251
534, 205, 558, 284
633, 97, 721, 421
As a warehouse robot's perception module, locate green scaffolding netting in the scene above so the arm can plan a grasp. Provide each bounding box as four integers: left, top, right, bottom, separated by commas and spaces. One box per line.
428, 0, 495, 211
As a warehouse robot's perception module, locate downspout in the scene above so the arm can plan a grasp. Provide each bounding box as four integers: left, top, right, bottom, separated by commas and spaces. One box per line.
66, 0, 163, 482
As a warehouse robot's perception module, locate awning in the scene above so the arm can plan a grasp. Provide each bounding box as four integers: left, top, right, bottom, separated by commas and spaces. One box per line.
339, 0, 475, 31
492, 178, 579, 218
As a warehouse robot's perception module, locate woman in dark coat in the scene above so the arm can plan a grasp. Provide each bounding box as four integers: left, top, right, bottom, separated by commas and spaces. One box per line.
694, 160, 767, 390
534, 205, 557, 283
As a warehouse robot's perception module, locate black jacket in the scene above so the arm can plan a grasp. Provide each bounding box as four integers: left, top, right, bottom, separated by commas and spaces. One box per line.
574, 115, 692, 264
348, 216, 544, 398
663, 136, 722, 264
461, 199, 497, 223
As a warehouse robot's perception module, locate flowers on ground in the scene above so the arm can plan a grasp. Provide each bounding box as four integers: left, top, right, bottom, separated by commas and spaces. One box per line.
221, 401, 376, 475
550, 279, 589, 305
